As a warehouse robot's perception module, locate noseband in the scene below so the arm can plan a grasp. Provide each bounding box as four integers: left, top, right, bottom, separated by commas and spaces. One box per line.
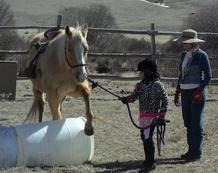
64, 36, 87, 69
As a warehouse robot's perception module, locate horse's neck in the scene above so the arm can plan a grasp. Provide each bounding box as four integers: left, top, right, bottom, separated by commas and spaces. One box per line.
43, 32, 66, 67
49, 31, 65, 50
50, 31, 65, 44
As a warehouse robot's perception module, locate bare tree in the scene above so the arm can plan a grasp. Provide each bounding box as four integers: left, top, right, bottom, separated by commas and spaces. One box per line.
60, 4, 150, 73
0, 0, 14, 26
60, 4, 149, 53
0, 0, 15, 56
0, 0, 27, 76
60, 4, 120, 52
182, 1, 218, 52
162, 1, 218, 54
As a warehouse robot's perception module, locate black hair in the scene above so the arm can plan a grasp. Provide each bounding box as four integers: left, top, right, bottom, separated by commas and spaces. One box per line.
137, 59, 160, 83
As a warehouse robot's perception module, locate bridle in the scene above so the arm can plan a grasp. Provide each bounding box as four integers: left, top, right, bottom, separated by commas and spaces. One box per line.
64, 35, 88, 69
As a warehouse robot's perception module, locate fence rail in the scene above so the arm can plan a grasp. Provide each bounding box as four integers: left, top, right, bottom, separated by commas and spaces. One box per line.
1, 25, 218, 36
0, 50, 28, 54
0, 50, 152, 58
1, 19, 218, 83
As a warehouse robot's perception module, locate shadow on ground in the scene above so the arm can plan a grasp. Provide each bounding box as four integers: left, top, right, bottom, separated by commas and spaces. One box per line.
93, 157, 188, 173
93, 160, 144, 173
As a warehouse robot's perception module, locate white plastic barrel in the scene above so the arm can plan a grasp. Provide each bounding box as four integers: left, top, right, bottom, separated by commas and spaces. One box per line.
0, 117, 94, 167
0, 126, 17, 167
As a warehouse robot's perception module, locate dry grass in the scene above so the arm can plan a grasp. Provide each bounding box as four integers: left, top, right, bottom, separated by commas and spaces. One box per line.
0, 79, 218, 173
8, 0, 216, 31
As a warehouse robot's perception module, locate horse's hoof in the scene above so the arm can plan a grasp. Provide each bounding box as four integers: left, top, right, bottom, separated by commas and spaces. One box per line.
84, 127, 94, 136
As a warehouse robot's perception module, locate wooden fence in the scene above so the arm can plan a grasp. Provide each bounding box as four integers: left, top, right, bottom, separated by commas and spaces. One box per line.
0, 15, 218, 83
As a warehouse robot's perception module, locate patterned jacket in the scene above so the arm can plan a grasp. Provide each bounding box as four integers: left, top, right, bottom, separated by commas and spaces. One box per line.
126, 79, 169, 116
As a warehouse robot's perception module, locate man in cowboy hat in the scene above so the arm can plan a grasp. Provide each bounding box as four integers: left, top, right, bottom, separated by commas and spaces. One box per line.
174, 29, 212, 161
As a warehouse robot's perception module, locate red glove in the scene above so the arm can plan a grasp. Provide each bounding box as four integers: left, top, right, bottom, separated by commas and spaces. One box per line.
174, 89, 181, 107
192, 88, 201, 104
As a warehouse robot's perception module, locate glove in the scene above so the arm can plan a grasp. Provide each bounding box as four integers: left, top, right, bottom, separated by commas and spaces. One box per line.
192, 88, 201, 104
157, 118, 165, 126
174, 89, 181, 107
119, 97, 128, 104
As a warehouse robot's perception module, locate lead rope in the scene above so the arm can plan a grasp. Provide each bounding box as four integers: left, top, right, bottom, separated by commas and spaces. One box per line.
126, 99, 169, 156
156, 122, 167, 156
88, 77, 169, 156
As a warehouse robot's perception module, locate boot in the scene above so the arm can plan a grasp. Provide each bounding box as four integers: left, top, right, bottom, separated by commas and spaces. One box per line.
144, 139, 156, 171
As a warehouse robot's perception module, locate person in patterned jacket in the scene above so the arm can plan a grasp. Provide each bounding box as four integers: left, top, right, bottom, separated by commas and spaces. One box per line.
120, 59, 169, 171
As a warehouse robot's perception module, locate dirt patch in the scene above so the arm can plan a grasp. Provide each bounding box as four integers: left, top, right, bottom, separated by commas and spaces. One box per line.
0, 80, 218, 173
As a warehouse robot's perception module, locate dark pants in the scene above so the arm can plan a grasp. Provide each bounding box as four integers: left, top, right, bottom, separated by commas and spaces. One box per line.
181, 89, 205, 156
141, 125, 155, 164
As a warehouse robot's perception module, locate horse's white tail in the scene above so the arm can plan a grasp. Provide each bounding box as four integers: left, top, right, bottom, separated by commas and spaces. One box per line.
24, 100, 40, 123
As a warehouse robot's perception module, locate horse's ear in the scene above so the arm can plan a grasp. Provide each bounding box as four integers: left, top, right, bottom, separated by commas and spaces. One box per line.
81, 24, 88, 38
76, 21, 80, 28
65, 25, 72, 37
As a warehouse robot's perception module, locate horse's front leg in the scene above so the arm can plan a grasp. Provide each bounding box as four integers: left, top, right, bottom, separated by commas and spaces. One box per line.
81, 87, 94, 136
47, 90, 62, 120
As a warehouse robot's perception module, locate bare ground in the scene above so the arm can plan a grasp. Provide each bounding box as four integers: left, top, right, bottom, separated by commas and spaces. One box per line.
0, 79, 218, 173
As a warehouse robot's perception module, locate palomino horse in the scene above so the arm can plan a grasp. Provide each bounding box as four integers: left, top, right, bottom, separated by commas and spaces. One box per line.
25, 25, 94, 136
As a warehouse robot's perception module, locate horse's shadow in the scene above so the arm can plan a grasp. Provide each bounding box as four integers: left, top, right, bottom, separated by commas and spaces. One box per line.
92, 157, 188, 173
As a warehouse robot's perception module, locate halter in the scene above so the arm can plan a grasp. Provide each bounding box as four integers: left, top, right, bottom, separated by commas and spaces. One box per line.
64, 35, 87, 69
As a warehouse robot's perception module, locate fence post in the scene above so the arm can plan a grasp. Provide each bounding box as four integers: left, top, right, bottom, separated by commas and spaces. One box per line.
0, 61, 17, 100
57, 15, 63, 27
150, 23, 157, 63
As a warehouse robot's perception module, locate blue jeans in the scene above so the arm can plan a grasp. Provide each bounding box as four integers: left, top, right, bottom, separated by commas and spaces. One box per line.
181, 89, 205, 156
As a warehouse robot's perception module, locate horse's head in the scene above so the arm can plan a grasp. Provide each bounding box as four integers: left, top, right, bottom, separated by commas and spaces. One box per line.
65, 25, 89, 83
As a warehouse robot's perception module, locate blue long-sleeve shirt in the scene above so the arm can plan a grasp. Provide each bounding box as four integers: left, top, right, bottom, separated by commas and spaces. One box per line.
177, 48, 212, 90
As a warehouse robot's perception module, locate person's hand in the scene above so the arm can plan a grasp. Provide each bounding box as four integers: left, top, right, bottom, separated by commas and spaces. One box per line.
119, 97, 128, 104
157, 118, 165, 126
174, 89, 180, 107
192, 88, 201, 104
158, 111, 166, 119
156, 111, 166, 125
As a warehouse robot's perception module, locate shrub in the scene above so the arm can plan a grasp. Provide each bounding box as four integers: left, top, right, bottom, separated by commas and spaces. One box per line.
182, 2, 218, 52
163, 1, 218, 54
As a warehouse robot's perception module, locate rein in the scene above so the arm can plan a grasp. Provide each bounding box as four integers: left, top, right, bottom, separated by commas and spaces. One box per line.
64, 36, 87, 69
88, 77, 169, 156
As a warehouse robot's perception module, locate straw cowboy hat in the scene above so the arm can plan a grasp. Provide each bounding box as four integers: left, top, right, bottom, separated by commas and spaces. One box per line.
174, 29, 205, 43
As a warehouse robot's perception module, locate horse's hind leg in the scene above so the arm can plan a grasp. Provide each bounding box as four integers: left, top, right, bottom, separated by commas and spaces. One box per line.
35, 89, 45, 122
25, 87, 45, 123
81, 87, 94, 136
60, 96, 66, 112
